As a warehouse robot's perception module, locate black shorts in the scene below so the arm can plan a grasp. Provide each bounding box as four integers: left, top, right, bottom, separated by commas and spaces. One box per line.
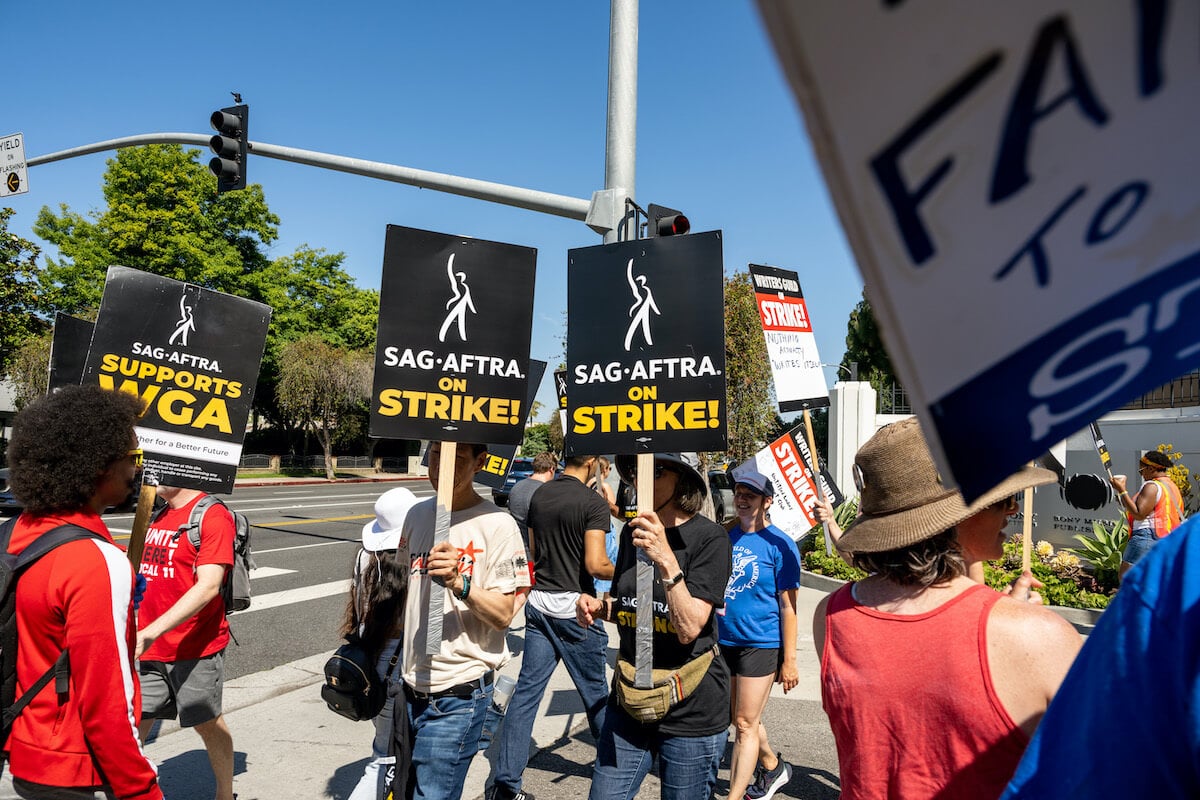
720, 645, 780, 678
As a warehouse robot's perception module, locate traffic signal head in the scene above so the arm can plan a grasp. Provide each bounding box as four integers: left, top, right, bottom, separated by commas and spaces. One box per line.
209, 104, 248, 193
646, 203, 690, 237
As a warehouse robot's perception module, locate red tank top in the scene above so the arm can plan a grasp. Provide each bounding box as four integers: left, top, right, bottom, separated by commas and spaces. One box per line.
821, 582, 1028, 800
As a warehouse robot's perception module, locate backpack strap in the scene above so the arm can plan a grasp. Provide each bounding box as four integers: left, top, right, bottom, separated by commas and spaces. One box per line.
3, 522, 104, 728
383, 638, 404, 681
185, 496, 228, 550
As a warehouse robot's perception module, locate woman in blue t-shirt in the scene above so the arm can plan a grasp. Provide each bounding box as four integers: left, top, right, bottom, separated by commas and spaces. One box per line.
719, 469, 802, 800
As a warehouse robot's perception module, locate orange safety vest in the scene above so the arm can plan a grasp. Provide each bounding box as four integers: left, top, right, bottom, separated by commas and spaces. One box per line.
1128, 478, 1185, 538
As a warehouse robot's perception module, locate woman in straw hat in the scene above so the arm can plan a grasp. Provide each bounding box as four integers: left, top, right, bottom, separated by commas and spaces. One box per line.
815, 418, 1081, 800
577, 452, 732, 800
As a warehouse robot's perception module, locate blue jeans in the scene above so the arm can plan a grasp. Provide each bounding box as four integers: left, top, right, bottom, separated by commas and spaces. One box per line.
493, 603, 610, 793
588, 701, 725, 800
406, 679, 492, 800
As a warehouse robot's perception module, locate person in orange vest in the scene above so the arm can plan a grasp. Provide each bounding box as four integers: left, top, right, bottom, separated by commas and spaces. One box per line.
1110, 450, 1185, 583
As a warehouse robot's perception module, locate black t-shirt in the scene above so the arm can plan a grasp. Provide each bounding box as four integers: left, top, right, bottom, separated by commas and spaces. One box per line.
527, 475, 613, 594
610, 514, 732, 736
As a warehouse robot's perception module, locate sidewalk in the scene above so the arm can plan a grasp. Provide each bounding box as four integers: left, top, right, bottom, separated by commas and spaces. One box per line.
135, 584, 837, 799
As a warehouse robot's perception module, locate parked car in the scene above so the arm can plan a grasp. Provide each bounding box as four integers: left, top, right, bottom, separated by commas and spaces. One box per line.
708, 469, 735, 522
492, 457, 536, 507
0, 468, 20, 516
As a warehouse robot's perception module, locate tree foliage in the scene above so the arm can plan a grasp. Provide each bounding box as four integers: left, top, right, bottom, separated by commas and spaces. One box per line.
33, 144, 280, 312
7, 332, 52, 409
521, 423, 551, 457
276, 335, 373, 479
0, 208, 46, 375
722, 271, 775, 462
841, 289, 904, 410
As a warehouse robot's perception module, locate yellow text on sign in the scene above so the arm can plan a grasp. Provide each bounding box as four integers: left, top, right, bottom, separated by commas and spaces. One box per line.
376, 389, 521, 425
571, 400, 720, 434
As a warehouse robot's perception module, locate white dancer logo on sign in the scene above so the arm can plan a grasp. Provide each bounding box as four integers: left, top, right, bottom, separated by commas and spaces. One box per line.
438, 254, 476, 343
168, 295, 197, 347
623, 258, 661, 351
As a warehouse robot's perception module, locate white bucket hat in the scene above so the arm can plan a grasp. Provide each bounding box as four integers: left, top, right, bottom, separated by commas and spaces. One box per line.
361, 487, 419, 552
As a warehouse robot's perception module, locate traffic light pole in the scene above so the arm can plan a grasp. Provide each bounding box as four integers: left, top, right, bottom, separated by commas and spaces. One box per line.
27, 133, 593, 224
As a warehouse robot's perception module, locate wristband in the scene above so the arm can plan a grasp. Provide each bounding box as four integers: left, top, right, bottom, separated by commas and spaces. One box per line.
457, 575, 471, 601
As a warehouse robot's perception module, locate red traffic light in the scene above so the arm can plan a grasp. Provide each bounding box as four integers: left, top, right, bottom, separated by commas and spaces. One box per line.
647, 203, 691, 237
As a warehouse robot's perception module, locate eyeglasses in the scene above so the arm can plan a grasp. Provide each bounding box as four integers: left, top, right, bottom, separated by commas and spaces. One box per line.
127, 448, 144, 468
989, 494, 1019, 513
648, 464, 675, 479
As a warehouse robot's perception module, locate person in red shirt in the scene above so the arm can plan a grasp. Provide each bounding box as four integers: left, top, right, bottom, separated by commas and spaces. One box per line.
816, 418, 1081, 800
136, 485, 236, 800
5, 385, 162, 800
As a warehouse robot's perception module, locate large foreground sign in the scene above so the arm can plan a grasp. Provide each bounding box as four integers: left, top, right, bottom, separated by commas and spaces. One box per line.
758, 1, 1200, 499
84, 267, 272, 493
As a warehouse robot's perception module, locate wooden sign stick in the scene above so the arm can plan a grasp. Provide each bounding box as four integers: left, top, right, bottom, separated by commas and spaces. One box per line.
425, 440, 458, 656
126, 479, 158, 567
634, 452, 655, 689
802, 409, 833, 555
1021, 483, 1034, 574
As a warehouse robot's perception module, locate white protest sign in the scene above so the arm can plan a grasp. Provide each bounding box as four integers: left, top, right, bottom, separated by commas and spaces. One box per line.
748, 264, 829, 411
758, 1, 1200, 500
734, 427, 843, 542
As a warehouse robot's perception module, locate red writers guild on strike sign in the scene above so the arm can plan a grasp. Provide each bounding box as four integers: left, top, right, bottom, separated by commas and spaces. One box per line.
748, 264, 829, 412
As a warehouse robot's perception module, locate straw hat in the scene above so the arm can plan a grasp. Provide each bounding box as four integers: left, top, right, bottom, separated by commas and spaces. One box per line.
837, 418, 1056, 554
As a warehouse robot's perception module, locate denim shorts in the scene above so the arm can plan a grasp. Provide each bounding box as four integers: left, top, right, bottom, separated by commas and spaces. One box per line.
1123, 528, 1159, 566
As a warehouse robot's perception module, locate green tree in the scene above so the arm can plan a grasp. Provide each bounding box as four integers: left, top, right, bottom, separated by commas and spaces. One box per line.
521, 423, 551, 457
276, 335, 372, 480
841, 289, 903, 410
7, 332, 52, 409
0, 208, 46, 375
33, 144, 280, 312
723, 271, 775, 462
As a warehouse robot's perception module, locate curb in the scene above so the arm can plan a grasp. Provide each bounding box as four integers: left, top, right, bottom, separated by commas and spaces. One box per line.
233, 475, 425, 488
800, 570, 1102, 635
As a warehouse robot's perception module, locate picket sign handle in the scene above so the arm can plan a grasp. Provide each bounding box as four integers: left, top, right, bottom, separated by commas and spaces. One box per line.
126, 482, 159, 566
1021, 485, 1034, 573
425, 441, 458, 656
634, 452, 654, 689
802, 409, 833, 555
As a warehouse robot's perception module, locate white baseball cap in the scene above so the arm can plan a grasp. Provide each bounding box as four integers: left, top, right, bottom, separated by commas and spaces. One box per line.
361, 487, 419, 552
730, 462, 775, 497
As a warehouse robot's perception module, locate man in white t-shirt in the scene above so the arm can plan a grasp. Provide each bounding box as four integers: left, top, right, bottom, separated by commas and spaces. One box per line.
399, 442, 532, 800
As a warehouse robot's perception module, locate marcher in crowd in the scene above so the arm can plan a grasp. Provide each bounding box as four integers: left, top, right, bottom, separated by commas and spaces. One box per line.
591, 456, 620, 598
817, 418, 1081, 799
1001, 519, 1200, 798
4, 385, 162, 800
400, 442, 531, 800
507, 452, 556, 546
490, 455, 614, 800
719, 466, 801, 800
136, 483, 237, 800
345, 487, 419, 800
577, 452, 733, 800
1110, 449, 1184, 582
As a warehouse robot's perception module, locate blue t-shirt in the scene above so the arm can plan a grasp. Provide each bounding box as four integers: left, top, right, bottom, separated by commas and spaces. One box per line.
718, 524, 802, 648
1002, 519, 1200, 799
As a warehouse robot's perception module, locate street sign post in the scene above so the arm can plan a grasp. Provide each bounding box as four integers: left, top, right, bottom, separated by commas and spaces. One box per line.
1, 133, 28, 197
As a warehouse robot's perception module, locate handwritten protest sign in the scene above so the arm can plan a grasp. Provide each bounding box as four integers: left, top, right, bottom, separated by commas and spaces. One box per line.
564, 232, 727, 455
83, 266, 271, 494
758, 1, 1200, 500
370, 225, 536, 446
749, 264, 828, 411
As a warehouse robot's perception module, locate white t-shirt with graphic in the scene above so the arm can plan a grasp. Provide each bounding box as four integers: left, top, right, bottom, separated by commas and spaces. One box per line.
399, 497, 531, 692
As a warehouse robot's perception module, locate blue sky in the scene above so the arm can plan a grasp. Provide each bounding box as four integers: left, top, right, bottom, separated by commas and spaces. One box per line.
8, 1, 863, 422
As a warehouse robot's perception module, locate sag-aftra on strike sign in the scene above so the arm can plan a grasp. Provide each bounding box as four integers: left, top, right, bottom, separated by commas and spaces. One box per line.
759, 1, 1200, 500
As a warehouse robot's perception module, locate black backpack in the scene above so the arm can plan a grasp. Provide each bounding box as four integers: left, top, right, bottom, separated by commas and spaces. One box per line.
154, 496, 255, 614
321, 635, 402, 722
0, 517, 103, 756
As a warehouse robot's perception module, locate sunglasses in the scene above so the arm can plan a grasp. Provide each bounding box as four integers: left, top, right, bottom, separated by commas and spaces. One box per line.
989, 494, 1020, 513
127, 448, 144, 468
645, 464, 676, 479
